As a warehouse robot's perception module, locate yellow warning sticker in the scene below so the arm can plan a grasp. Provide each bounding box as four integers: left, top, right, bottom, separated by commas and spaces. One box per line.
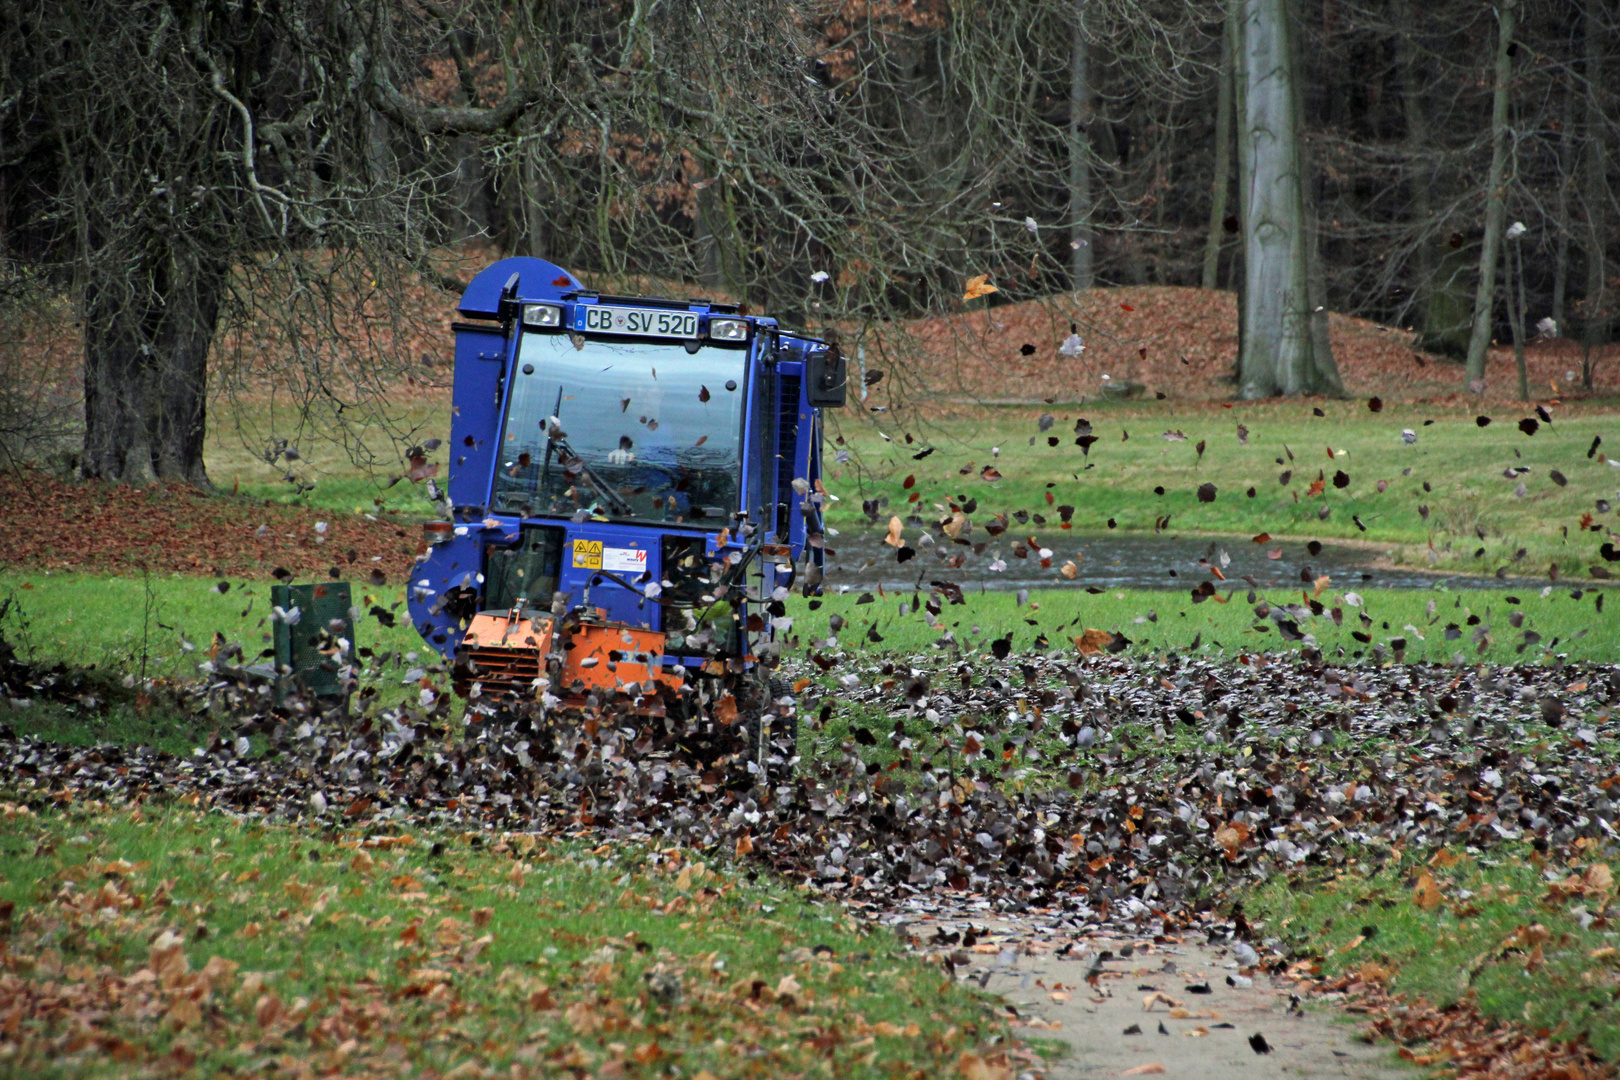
572, 539, 603, 569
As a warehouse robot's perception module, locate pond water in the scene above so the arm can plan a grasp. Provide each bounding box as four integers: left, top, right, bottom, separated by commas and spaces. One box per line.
817, 525, 1536, 594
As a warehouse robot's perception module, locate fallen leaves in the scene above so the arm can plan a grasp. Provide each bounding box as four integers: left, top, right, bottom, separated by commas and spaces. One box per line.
957, 1051, 1014, 1080
1411, 871, 1444, 912
0, 467, 420, 578
0, 807, 1009, 1080
1333, 972, 1614, 1080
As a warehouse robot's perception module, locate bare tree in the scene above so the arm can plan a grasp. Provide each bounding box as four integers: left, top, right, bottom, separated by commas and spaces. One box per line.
1069, 6, 1097, 290
1580, 0, 1612, 388
1464, 0, 1519, 389
1201, 0, 1239, 291
1235, 0, 1342, 397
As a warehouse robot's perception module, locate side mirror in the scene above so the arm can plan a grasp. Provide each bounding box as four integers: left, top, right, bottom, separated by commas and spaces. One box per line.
497, 272, 522, 325
805, 344, 846, 407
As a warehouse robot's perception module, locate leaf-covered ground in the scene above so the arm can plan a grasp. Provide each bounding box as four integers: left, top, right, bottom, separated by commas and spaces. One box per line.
5, 610, 1620, 1068
0, 803, 1018, 1080
0, 468, 423, 578
1250, 850, 1620, 1069
891, 285, 1620, 404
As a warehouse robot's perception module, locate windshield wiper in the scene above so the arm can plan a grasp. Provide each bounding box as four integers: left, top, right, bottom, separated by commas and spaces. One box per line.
552, 436, 637, 517
538, 386, 636, 518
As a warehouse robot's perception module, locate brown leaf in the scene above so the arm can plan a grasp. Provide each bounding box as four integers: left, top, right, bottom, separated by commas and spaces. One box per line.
148, 929, 189, 981
962, 275, 999, 301
1413, 870, 1444, 911
957, 1052, 1013, 1080
1075, 629, 1114, 657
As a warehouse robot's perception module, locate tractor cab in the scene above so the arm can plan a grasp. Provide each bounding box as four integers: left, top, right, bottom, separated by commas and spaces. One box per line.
406, 258, 845, 746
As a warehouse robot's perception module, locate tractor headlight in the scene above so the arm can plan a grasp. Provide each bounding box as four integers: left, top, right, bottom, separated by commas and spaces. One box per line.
706, 317, 748, 341
522, 303, 562, 328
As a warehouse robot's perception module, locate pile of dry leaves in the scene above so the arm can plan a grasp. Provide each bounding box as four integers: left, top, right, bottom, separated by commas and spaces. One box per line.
0, 467, 423, 578
886, 285, 1620, 404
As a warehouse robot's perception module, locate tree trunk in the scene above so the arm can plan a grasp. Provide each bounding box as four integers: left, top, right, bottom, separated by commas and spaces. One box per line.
1293, 1, 1343, 396
1067, 6, 1094, 290
1396, 0, 1451, 354
1230, 3, 1248, 370
1236, 0, 1339, 398
694, 181, 725, 290
1508, 238, 1528, 399
1552, 107, 1574, 333
81, 246, 223, 487
518, 117, 548, 258
1581, 0, 1610, 388
1201, 0, 1237, 292
1464, 0, 1517, 390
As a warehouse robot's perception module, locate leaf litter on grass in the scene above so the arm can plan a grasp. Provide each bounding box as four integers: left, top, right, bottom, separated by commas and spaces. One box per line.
0, 803, 1014, 1080
6, 597, 1620, 1066
0, 467, 425, 579
6, 307, 1620, 1075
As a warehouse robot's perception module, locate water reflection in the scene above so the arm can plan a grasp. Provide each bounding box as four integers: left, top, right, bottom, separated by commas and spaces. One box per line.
819, 526, 1538, 593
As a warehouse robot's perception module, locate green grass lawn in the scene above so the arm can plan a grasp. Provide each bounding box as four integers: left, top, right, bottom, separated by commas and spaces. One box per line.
823, 399, 1620, 580
0, 571, 423, 754
206, 394, 449, 516
3, 568, 1612, 757
0, 571, 420, 680
206, 383, 1620, 588
793, 582, 1617, 665
1249, 845, 1620, 1061
0, 803, 1009, 1079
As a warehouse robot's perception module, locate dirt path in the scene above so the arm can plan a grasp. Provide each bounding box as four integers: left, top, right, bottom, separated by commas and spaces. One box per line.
886, 912, 1410, 1080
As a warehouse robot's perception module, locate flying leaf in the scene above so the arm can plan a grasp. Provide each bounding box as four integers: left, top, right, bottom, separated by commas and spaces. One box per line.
1074, 629, 1115, 656
962, 275, 998, 301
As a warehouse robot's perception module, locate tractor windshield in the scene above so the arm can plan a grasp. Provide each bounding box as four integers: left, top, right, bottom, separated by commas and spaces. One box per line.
492, 331, 747, 525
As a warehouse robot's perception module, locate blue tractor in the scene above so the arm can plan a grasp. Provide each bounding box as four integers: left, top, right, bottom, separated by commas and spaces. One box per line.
406, 258, 845, 762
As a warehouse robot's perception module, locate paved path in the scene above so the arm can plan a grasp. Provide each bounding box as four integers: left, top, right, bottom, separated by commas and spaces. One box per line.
889, 914, 1411, 1080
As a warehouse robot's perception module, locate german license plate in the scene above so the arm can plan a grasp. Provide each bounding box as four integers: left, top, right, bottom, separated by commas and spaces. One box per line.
581, 305, 698, 338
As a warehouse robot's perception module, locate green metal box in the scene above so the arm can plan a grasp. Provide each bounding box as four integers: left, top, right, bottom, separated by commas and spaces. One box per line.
271, 582, 354, 701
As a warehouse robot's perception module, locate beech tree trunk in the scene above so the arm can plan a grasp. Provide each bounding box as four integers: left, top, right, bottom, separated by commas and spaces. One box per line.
1397, 0, 1457, 355
80, 246, 223, 487
1235, 0, 1341, 397
1464, 0, 1517, 389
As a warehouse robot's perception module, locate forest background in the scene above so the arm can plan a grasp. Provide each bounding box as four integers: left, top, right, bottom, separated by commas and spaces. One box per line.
0, 0, 1615, 487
